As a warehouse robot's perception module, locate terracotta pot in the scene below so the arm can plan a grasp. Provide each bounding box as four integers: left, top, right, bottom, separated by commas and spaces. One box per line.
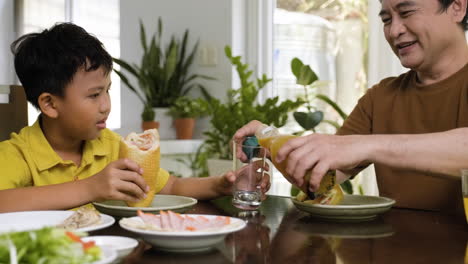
142, 121, 159, 131
173, 118, 195, 139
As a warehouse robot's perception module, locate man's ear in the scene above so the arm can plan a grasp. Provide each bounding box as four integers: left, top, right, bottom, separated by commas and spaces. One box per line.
451, 0, 467, 23
38, 93, 59, 118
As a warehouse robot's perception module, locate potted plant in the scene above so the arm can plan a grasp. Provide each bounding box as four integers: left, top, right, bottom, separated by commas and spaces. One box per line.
113, 17, 213, 134
197, 46, 304, 176
167, 96, 209, 139
291, 57, 348, 133
289, 57, 353, 194
141, 104, 158, 130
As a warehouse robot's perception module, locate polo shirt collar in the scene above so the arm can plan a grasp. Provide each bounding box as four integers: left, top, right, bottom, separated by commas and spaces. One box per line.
30, 117, 109, 171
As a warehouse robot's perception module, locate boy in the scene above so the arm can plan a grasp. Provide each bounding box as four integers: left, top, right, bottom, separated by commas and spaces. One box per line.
0, 23, 269, 213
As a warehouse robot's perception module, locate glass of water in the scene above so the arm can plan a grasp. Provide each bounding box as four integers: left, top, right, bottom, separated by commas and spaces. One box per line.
232, 138, 268, 210
462, 169, 468, 223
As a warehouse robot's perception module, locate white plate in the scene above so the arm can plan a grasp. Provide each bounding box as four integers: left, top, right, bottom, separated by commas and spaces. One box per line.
119, 214, 246, 253
0, 211, 115, 233
83, 236, 138, 261
292, 194, 395, 222
92, 246, 118, 264
93, 194, 197, 217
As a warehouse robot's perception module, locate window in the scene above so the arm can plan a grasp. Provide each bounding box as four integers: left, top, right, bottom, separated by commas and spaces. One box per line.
16, 0, 121, 129
273, 0, 368, 134
244, 0, 400, 196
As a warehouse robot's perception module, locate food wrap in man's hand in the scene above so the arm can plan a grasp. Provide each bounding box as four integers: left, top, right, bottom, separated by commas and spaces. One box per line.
119, 129, 160, 207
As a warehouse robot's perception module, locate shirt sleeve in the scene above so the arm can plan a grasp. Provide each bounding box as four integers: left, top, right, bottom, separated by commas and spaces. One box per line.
154, 168, 170, 194
337, 85, 375, 136
0, 142, 31, 189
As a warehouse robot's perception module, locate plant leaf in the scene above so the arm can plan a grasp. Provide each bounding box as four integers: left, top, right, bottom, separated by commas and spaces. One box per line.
139, 20, 147, 52
340, 180, 353, 194
291, 57, 303, 79
113, 57, 139, 78
297, 65, 318, 86
293, 111, 323, 130
316, 94, 348, 120
322, 119, 341, 130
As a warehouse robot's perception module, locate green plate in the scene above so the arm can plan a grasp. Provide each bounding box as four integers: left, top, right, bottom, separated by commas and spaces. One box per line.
292, 194, 395, 222
93, 194, 197, 218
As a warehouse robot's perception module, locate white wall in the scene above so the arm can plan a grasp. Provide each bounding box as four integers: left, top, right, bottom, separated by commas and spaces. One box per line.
117, 0, 237, 138
0, 0, 15, 85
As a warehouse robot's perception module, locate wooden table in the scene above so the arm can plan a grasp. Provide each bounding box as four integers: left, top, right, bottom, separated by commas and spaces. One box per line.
91, 195, 468, 264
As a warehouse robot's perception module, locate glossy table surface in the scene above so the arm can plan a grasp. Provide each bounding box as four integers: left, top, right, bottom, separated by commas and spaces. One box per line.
91, 195, 468, 264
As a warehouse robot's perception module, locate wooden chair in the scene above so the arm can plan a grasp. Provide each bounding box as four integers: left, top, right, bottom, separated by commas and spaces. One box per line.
0, 85, 28, 141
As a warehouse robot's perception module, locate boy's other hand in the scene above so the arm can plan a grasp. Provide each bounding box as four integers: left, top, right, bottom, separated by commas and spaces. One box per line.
87, 158, 149, 202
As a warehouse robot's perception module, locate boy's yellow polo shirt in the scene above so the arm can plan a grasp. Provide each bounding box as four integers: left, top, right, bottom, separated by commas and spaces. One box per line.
0, 119, 169, 193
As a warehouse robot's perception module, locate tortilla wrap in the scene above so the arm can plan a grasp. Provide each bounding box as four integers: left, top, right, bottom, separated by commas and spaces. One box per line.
119, 129, 160, 207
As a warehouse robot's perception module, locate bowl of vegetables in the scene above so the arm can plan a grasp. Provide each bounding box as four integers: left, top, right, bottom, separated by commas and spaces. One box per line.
0, 227, 117, 264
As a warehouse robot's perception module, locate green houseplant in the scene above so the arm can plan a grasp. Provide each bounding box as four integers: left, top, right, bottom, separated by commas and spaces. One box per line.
291, 57, 348, 132
195, 46, 303, 176
168, 96, 209, 139
113, 17, 213, 127
167, 96, 209, 119
290, 57, 353, 194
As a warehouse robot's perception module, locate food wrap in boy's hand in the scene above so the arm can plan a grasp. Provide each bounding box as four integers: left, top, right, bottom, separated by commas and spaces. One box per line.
119, 129, 160, 207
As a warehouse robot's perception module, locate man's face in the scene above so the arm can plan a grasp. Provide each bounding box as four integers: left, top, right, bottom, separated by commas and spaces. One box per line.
55, 66, 111, 141
380, 0, 461, 71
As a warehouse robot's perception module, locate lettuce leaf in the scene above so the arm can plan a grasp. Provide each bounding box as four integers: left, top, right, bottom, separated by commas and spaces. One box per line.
0, 227, 100, 264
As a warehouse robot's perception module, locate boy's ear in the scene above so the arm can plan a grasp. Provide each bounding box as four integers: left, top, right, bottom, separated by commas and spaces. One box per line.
38, 93, 59, 118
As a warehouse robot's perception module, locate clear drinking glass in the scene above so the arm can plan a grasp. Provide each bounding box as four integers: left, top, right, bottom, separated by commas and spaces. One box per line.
461, 169, 468, 223
232, 139, 267, 210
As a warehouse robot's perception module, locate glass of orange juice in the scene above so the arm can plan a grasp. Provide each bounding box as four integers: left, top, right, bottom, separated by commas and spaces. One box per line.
462, 169, 468, 223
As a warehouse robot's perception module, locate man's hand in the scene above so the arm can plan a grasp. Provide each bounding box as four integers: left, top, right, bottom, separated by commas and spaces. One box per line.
232, 120, 265, 162
275, 134, 370, 192
86, 158, 149, 202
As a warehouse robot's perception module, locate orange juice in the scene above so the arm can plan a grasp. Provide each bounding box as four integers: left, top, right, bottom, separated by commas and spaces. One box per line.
258, 133, 343, 204
258, 135, 296, 178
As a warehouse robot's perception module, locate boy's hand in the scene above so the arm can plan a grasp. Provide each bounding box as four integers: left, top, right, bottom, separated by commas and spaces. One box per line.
216, 166, 271, 200
87, 159, 149, 202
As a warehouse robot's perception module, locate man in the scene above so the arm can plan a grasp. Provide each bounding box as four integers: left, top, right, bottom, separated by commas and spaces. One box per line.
235, 0, 468, 214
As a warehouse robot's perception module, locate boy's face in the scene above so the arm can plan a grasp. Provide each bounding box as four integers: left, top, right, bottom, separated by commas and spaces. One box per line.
54, 66, 111, 140
380, 0, 463, 71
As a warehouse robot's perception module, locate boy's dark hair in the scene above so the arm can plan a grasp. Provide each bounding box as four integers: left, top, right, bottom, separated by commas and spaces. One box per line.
438, 0, 468, 30
10, 23, 113, 109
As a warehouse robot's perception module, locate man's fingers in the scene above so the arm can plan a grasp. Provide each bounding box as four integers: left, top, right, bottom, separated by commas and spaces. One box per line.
275, 136, 308, 163
309, 163, 329, 192
233, 120, 262, 141
286, 146, 314, 180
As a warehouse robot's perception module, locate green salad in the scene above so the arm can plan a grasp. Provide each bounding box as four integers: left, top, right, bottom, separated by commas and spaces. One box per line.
0, 227, 101, 264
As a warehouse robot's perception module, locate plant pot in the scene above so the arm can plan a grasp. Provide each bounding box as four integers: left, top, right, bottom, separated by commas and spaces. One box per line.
142, 121, 159, 131
173, 118, 195, 139
153, 107, 175, 140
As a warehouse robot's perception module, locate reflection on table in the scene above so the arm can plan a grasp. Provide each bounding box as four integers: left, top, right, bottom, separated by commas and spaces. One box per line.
91, 195, 468, 264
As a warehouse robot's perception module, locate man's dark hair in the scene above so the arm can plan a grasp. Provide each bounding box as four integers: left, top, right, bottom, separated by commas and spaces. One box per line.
438, 0, 468, 30
10, 23, 113, 109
